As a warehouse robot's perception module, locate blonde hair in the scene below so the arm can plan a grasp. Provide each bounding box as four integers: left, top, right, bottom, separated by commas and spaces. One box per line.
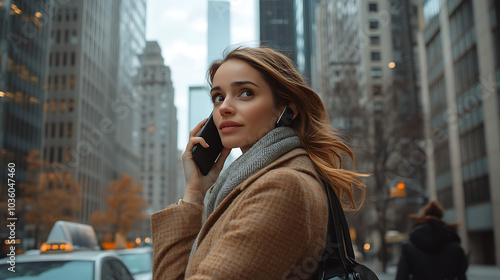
208, 46, 366, 209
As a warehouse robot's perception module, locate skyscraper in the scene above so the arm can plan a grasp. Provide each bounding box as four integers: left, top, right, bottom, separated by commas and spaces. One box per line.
259, 0, 296, 62
0, 0, 53, 251
115, 0, 147, 181
188, 85, 212, 131
259, 0, 319, 82
42, 0, 147, 224
207, 0, 231, 65
137, 41, 179, 214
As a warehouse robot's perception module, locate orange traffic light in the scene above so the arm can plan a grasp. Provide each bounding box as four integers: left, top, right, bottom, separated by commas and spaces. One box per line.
390, 182, 406, 198
396, 182, 405, 197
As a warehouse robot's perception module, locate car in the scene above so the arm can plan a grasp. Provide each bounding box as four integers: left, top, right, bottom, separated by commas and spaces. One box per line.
0, 250, 134, 280
0, 221, 134, 280
115, 247, 153, 280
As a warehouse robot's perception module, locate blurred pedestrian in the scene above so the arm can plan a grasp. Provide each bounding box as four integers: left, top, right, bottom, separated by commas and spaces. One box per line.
151, 46, 367, 279
395, 201, 468, 280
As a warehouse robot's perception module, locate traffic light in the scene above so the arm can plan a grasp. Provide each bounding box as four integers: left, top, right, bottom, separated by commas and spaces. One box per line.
389, 182, 406, 198
396, 182, 405, 197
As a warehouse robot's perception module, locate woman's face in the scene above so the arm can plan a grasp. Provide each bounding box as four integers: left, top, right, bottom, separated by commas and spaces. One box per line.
210, 59, 281, 153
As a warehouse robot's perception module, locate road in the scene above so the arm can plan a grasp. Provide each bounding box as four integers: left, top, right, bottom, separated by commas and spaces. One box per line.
367, 262, 500, 280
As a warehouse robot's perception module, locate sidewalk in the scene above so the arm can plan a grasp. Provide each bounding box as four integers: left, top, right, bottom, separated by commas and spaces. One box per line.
364, 260, 500, 280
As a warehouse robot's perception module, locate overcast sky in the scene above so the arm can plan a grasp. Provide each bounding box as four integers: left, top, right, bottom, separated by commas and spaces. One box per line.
146, 0, 258, 150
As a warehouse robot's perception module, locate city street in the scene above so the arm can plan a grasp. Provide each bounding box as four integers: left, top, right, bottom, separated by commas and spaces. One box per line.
366, 260, 500, 280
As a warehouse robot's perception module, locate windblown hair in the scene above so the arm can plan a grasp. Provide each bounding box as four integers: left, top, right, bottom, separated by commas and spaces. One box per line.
208, 46, 367, 209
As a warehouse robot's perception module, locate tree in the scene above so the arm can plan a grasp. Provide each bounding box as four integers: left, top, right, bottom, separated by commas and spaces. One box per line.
19, 150, 82, 248
90, 173, 148, 248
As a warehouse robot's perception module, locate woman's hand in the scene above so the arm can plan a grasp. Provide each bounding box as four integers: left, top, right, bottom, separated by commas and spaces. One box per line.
181, 118, 231, 204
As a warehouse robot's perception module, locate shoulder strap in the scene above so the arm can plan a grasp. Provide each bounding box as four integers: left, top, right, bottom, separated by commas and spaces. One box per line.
322, 179, 356, 263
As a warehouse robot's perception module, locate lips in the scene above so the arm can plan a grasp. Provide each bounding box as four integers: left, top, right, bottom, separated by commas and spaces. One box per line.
219, 121, 243, 132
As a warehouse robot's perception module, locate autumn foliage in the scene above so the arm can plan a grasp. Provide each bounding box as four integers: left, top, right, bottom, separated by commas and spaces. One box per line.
90, 174, 148, 245
19, 150, 82, 247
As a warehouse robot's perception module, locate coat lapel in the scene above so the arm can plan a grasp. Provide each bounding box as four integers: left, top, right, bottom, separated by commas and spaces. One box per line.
195, 148, 311, 246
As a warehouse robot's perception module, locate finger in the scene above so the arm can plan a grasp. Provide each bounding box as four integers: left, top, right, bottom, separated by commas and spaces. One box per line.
183, 137, 210, 159
189, 118, 208, 138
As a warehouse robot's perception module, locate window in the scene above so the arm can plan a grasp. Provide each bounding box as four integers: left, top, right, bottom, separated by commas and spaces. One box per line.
69, 99, 74, 112
368, 3, 378, 12
67, 122, 73, 137
64, 30, 69, 43
61, 76, 66, 90
51, 100, 57, 113
370, 36, 380, 45
60, 100, 66, 113
49, 147, 55, 162
371, 52, 381, 61
69, 75, 75, 89
369, 19, 379, 30
371, 67, 382, 78
373, 85, 382, 95
70, 30, 78, 44
51, 123, 56, 138
59, 123, 64, 138
56, 30, 61, 43
71, 52, 76, 65
57, 147, 63, 162
65, 148, 71, 162
55, 53, 60, 66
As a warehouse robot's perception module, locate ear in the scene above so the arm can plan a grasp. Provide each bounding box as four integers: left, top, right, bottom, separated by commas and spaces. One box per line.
288, 103, 299, 120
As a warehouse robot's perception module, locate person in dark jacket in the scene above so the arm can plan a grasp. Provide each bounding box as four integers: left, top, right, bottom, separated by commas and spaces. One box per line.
395, 201, 468, 280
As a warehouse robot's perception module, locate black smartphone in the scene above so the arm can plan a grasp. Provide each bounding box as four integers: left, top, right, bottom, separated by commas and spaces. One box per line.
192, 113, 224, 175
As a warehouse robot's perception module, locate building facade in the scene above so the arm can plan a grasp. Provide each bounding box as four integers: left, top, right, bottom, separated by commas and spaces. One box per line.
418, 0, 500, 265
114, 0, 147, 182
0, 0, 53, 252
42, 0, 147, 224
137, 41, 179, 214
259, 0, 297, 63
207, 0, 230, 66
188, 85, 212, 131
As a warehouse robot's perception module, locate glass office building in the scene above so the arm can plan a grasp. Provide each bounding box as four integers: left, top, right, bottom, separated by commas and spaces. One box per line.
0, 0, 53, 249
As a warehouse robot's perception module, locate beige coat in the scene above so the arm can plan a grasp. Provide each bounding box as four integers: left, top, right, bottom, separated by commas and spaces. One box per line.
152, 148, 329, 279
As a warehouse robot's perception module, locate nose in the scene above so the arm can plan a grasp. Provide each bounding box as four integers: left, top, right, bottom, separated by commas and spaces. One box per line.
218, 96, 235, 116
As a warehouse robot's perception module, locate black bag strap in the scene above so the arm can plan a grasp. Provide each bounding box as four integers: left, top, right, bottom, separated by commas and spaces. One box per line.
322, 179, 356, 268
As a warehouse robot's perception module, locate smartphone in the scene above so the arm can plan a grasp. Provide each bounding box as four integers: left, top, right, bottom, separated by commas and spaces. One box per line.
192, 113, 224, 175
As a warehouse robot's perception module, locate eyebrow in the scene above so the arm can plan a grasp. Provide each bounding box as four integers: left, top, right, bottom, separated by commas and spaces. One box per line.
210, 81, 259, 93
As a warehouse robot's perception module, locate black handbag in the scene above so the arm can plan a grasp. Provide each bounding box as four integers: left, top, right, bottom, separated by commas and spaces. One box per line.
314, 180, 379, 280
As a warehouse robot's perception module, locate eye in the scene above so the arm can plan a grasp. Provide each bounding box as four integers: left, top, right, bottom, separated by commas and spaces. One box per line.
240, 90, 254, 98
212, 94, 224, 103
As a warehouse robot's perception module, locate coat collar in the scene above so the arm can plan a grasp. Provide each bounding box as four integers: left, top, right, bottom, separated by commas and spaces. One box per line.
196, 148, 318, 246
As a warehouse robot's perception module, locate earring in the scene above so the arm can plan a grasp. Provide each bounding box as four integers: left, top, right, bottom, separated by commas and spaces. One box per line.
275, 107, 294, 127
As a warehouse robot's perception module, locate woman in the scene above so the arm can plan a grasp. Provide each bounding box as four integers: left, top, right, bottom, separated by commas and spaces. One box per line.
395, 201, 468, 280
152, 47, 366, 279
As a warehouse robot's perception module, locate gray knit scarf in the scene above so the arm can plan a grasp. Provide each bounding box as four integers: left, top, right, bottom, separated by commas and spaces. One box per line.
188, 126, 302, 262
